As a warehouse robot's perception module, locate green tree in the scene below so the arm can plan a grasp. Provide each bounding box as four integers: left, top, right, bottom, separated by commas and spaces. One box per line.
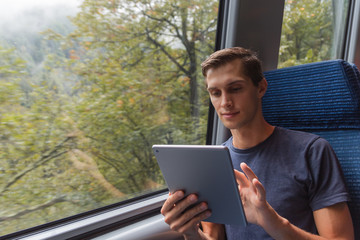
0, 0, 218, 235
67, 0, 217, 131
279, 0, 334, 67
0, 45, 77, 233
0, 43, 125, 234
47, 0, 219, 194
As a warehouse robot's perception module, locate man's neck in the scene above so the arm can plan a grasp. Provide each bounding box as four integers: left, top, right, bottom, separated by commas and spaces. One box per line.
230, 121, 275, 150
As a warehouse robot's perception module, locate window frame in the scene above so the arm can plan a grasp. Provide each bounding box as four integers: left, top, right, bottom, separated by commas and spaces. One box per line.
344, 0, 360, 65
2, 0, 359, 239
0, 0, 226, 239
1, 191, 168, 240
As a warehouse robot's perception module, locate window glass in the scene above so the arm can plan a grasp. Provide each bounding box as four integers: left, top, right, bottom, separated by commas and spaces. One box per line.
279, 0, 350, 68
0, 0, 218, 235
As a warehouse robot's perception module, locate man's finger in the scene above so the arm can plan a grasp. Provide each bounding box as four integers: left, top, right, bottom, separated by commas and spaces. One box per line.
253, 178, 266, 202
234, 169, 249, 188
161, 190, 185, 215
240, 162, 258, 182
175, 209, 212, 234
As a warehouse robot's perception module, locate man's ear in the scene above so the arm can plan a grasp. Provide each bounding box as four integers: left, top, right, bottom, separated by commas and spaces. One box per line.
258, 78, 268, 98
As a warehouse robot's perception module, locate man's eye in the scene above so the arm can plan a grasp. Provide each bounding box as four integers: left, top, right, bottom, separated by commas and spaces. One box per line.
210, 91, 221, 97
231, 87, 242, 92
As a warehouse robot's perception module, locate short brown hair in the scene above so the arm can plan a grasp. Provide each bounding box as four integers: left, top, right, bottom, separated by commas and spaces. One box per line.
201, 47, 264, 86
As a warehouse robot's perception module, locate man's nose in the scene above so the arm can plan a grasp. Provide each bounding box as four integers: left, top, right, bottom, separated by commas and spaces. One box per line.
221, 93, 232, 108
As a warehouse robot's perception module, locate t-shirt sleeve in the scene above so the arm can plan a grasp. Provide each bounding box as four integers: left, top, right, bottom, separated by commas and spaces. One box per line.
307, 137, 350, 211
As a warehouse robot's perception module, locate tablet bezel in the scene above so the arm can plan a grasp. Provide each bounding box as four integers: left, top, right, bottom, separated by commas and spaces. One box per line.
152, 144, 247, 226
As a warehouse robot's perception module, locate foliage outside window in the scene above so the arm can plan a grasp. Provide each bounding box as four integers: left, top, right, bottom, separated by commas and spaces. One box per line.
279, 0, 349, 68
0, 0, 218, 235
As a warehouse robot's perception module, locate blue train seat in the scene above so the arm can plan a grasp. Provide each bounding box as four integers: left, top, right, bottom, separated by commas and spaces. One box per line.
262, 60, 360, 238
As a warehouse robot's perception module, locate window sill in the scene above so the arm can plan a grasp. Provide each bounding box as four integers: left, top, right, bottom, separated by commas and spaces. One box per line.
15, 193, 169, 240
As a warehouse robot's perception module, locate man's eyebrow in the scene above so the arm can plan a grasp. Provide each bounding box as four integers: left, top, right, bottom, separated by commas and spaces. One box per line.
207, 86, 217, 91
207, 79, 246, 90
227, 79, 246, 85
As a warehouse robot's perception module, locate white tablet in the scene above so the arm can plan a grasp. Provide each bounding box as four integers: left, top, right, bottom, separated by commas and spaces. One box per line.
152, 144, 247, 226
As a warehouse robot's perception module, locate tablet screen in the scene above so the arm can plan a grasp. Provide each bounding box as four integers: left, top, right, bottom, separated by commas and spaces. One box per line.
153, 145, 247, 226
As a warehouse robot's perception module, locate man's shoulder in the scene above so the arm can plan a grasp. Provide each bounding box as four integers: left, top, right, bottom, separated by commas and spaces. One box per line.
275, 126, 320, 141
274, 127, 332, 150
221, 127, 329, 151
268, 127, 329, 149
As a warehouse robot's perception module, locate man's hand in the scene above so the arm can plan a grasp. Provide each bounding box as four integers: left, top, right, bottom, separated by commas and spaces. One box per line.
160, 190, 211, 239
234, 162, 271, 226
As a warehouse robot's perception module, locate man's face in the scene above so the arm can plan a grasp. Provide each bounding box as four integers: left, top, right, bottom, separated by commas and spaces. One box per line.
206, 59, 266, 130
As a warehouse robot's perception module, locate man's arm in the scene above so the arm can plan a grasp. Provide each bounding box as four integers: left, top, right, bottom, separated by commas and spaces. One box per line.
236, 163, 354, 240
313, 202, 354, 239
201, 222, 226, 240
252, 202, 354, 240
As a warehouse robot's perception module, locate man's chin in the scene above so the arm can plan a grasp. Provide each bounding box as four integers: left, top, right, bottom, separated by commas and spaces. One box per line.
219, 117, 241, 129
222, 122, 239, 130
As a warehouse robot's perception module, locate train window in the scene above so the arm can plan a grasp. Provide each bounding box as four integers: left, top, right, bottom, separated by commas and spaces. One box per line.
279, 0, 350, 67
0, 0, 218, 236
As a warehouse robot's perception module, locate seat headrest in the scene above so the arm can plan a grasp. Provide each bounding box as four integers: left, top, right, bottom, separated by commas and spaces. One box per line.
262, 60, 360, 130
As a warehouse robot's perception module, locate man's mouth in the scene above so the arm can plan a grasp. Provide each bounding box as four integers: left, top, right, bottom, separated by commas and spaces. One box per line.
221, 112, 239, 118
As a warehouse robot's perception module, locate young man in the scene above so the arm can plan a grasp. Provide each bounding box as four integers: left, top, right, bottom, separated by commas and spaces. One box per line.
160, 47, 354, 239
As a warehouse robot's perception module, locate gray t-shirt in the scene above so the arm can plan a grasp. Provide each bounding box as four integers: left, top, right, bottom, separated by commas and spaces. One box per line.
223, 127, 350, 240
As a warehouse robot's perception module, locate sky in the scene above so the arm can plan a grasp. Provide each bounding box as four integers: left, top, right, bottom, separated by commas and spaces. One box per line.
0, 0, 83, 35
0, 0, 82, 19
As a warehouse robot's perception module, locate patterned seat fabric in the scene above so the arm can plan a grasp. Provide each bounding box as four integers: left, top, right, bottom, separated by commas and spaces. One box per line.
263, 60, 360, 239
